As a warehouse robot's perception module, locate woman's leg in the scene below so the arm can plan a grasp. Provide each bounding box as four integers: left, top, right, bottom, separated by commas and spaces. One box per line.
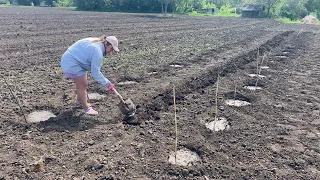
72, 75, 90, 110
65, 72, 97, 114
75, 75, 91, 107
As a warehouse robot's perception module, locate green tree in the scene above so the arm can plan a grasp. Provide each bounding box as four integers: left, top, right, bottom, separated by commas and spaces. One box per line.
31, 0, 39, 6
74, 0, 110, 10
211, 0, 230, 8
229, 0, 243, 6
305, 0, 320, 18
0, 0, 9, 4
17, 0, 31, 6
159, 0, 172, 15
55, 0, 75, 7
257, 0, 279, 17
280, 0, 308, 20
46, 0, 54, 6
175, 0, 193, 12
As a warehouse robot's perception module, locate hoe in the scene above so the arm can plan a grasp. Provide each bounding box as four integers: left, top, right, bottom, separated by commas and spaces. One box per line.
113, 89, 136, 118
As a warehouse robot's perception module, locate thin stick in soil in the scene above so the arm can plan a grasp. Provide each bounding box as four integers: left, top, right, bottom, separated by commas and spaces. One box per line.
256, 48, 260, 75
255, 52, 268, 87
214, 75, 220, 128
173, 85, 178, 164
0, 74, 27, 123
234, 81, 237, 101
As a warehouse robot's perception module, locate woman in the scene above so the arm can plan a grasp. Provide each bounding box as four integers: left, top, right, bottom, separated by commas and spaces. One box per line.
60, 35, 119, 115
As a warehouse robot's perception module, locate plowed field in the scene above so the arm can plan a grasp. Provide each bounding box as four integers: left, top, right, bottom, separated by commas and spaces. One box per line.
0, 7, 319, 179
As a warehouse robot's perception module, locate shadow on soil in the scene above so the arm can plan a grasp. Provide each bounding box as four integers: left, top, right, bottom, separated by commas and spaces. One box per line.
37, 109, 106, 132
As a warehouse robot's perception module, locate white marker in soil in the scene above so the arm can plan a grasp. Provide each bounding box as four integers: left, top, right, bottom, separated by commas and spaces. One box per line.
170, 64, 184, 68
282, 51, 289, 54
87, 93, 106, 100
248, 74, 266, 78
147, 72, 158, 75
225, 99, 251, 107
260, 66, 269, 69
27, 111, 56, 123
244, 86, 262, 90
117, 81, 138, 86
276, 55, 288, 59
205, 117, 230, 131
168, 149, 201, 167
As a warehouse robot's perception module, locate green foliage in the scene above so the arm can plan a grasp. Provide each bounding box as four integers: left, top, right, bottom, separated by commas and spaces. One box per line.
219, 4, 236, 14
74, 0, 109, 11
273, 0, 285, 17
0, 0, 9, 4
280, 0, 308, 20
67, 0, 319, 20
188, 10, 208, 16
55, 0, 74, 7
305, 0, 320, 19
203, 2, 216, 9
214, 12, 240, 17
188, 4, 240, 17
305, 0, 320, 12
175, 0, 193, 12
209, 0, 230, 8
17, 0, 31, 6
31, 0, 39, 6
74, 0, 161, 12
277, 17, 301, 23
45, 0, 53, 6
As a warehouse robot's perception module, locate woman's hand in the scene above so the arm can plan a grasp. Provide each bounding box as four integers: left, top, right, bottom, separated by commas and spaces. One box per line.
106, 83, 115, 92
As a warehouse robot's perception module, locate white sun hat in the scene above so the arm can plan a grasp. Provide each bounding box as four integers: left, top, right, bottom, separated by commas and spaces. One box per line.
105, 36, 119, 52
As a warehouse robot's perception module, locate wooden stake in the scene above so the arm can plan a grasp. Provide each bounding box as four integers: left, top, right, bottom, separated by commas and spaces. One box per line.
234, 81, 237, 101
214, 75, 220, 129
255, 52, 267, 87
1, 74, 27, 123
173, 85, 178, 164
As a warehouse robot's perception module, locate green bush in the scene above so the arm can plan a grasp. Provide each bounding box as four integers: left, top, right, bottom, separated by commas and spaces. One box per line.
188, 11, 208, 16
74, 0, 108, 11
17, 0, 31, 6
55, 0, 74, 7
219, 4, 236, 14
216, 4, 238, 16
280, 0, 308, 21
277, 18, 301, 24
0, 0, 8, 4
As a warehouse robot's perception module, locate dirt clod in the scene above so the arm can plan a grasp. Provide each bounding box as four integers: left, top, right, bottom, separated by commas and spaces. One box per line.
30, 158, 45, 172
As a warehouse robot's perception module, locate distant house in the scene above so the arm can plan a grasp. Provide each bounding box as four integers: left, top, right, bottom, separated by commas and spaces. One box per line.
241, 4, 265, 18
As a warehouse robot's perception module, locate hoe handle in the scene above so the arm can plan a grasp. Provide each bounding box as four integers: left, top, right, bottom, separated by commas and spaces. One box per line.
113, 88, 126, 104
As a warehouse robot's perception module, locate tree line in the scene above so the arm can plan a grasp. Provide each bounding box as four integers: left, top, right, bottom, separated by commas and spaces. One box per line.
3, 0, 320, 20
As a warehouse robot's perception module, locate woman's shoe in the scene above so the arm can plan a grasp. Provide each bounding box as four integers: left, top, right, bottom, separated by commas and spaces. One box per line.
76, 101, 91, 108
84, 107, 98, 115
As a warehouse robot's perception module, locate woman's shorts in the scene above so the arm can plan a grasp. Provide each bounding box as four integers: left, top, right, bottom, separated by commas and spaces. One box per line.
64, 72, 86, 79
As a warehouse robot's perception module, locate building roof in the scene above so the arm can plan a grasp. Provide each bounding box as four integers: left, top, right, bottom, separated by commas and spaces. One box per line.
242, 4, 265, 12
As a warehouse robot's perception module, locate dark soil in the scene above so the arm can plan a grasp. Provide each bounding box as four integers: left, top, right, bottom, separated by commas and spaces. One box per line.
0, 7, 319, 179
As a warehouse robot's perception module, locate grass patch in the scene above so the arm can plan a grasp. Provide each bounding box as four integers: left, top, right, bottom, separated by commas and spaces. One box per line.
0, 4, 12, 7
213, 13, 241, 17
276, 18, 301, 24
188, 11, 240, 17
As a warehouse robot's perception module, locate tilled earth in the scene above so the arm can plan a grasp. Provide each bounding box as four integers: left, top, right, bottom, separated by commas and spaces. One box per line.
0, 7, 319, 179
